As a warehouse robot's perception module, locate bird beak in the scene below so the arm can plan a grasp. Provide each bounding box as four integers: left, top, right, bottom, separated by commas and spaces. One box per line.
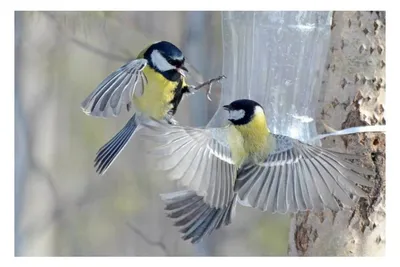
223, 105, 231, 111
177, 64, 189, 77
181, 64, 188, 72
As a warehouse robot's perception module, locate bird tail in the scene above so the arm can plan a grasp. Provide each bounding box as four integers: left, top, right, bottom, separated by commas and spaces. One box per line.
160, 190, 237, 244
94, 114, 138, 175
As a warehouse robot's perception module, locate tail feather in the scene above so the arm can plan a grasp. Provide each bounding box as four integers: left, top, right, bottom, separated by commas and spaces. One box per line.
94, 114, 138, 175
161, 190, 237, 244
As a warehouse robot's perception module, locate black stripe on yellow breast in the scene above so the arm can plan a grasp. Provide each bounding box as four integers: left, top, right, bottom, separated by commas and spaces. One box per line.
132, 66, 189, 120
168, 78, 190, 116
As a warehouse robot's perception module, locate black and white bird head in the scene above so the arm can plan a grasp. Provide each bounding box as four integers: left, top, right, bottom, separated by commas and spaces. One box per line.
144, 41, 188, 80
223, 99, 265, 126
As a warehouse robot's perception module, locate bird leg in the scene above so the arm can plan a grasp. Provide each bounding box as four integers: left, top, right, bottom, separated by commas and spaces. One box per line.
166, 117, 178, 125
189, 75, 226, 101
165, 111, 178, 125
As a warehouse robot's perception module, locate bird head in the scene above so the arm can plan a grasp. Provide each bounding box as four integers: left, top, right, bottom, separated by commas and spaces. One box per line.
144, 41, 188, 78
223, 99, 265, 126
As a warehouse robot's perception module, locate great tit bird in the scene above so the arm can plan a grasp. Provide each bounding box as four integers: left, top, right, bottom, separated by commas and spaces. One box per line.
81, 41, 199, 175
140, 99, 374, 243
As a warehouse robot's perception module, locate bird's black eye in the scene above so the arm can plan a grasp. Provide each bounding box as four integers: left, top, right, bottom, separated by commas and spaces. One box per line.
167, 57, 184, 68
166, 58, 174, 65
164, 57, 176, 67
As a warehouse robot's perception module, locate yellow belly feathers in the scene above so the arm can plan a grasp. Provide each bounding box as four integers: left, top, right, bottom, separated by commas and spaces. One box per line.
227, 113, 274, 167
132, 66, 178, 120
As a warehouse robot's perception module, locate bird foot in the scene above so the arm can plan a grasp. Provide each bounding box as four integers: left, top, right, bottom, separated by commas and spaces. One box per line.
166, 116, 178, 125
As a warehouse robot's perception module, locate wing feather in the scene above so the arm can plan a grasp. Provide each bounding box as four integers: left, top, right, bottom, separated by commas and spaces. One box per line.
161, 190, 237, 244
81, 59, 148, 118
235, 134, 373, 213
141, 119, 236, 209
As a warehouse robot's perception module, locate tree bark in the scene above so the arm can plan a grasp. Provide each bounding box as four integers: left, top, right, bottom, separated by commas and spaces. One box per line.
288, 11, 386, 256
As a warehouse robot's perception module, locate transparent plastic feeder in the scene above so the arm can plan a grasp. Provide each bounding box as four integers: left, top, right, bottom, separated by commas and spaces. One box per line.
207, 11, 333, 145
197, 11, 385, 253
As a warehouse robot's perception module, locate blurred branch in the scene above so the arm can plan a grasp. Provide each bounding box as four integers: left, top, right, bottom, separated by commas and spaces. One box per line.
20, 151, 61, 243
20, 209, 58, 242
40, 11, 129, 63
126, 222, 170, 256
25, 91, 59, 200
28, 87, 56, 121
29, 159, 60, 200
20, 184, 108, 244
70, 38, 130, 62
15, 65, 29, 257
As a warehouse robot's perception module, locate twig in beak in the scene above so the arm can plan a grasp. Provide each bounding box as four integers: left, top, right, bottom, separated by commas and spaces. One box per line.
191, 75, 226, 101
177, 68, 186, 77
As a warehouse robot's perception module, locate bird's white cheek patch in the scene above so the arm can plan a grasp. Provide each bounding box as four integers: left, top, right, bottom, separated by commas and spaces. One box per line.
254, 106, 264, 116
229, 109, 245, 121
151, 50, 175, 71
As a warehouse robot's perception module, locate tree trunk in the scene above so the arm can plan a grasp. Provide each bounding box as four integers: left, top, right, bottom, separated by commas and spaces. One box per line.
15, 13, 29, 256
16, 11, 60, 256
288, 11, 386, 256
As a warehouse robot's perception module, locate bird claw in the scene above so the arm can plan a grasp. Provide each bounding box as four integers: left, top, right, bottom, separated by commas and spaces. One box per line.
165, 115, 178, 125
206, 84, 213, 102
169, 118, 178, 125
188, 85, 197, 94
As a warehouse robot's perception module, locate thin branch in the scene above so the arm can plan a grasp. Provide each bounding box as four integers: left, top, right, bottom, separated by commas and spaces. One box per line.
126, 222, 170, 256
20, 209, 59, 241
29, 159, 60, 201
191, 75, 226, 101
70, 37, 130, 63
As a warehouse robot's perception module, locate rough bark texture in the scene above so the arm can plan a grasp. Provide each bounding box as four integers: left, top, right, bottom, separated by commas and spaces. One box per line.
288, 11, 386, 256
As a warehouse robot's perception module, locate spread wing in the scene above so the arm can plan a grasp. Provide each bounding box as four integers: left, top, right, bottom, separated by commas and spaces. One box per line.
141, 119, 237, 209
160, 190, 237, 244
235, 134, 374, 214
81, 59, 148, 118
